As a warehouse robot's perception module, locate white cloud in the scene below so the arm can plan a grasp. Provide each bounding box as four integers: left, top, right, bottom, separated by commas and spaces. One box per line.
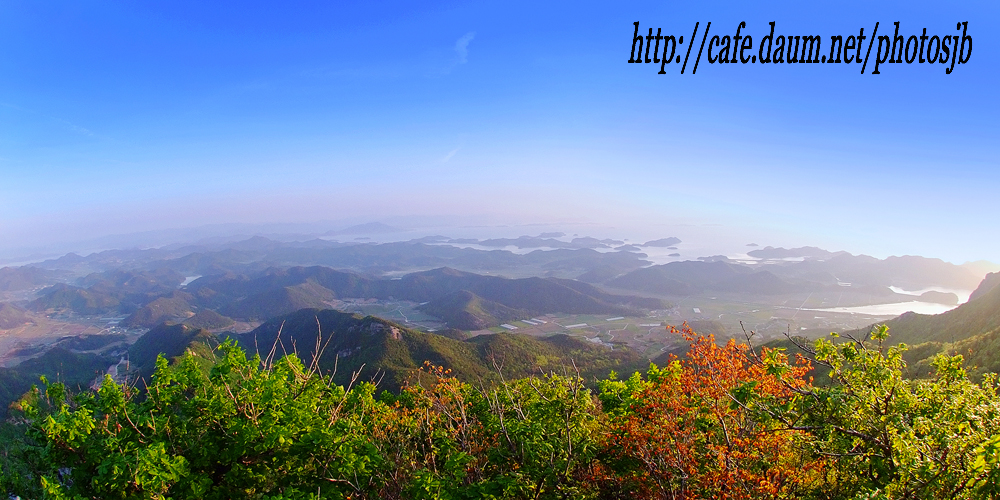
455, 32, 475, 64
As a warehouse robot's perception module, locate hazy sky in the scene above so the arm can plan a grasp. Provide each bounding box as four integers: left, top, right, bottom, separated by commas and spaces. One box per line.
1, 1, 997, 263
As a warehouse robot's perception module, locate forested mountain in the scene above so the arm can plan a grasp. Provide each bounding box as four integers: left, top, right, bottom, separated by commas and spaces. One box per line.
0, 347, 113, 418
236, 308, 647, 391
29, 269, 185, 315
418, 290, 530, 330
121, 291, 195, 328
127, 323, 220, 379
830, 273, 1000, 381
853, 273, 1000, 347
181, 309, 235, 330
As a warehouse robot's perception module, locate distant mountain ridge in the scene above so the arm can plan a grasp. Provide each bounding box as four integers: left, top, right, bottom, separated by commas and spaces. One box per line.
608, 260, 804, 296
191, 266, 663, 328
747, 246, 841, 260
324, 222, 402, 236
0, 266, 64, 291
606, 252, 984, 296
19, 239, 988, 336
26, 237, 652, 280
24, 259, 664, 331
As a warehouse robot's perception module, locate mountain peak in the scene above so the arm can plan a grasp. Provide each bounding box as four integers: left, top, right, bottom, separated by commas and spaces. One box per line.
969, 272, 1000, 303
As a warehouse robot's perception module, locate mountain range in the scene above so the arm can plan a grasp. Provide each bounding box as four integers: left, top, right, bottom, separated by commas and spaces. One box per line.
24, 236, 653, 279
111, 307, 649, 394
606, 253, 983, 298
232, 308, 647, 391
191, 266, 663, 328
25, 264, 664, 331
5, 237, 1000, 422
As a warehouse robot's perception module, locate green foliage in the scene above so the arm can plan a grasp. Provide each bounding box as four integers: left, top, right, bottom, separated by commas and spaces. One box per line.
4, 324, 1000, 500
5, 341, 610, 499
850, 279, 1000, 346
905, 325, 1000, 382
0, 347, 114, 419
15, 342, 377, 499
474, 373, 602, 498
762, 324, 1000, 499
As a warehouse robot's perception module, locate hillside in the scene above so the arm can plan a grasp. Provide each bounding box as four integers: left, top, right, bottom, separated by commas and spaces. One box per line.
220, 281, 336, 320
0, 303, 32, 329
121, 291, 195, 327
901, 326, 1000, 381
0, 347, 113, 418
30, 269, 187, 315
1, 322, 205, 417
236, 308, 648, 391
969, 272, 1000, 302
772, 274, 1000, 383
418, 290, 529, 330
182, 309, 235, 330
0, 266, 60, 291
755, 273, 1000, 384
854, 275, 1000, 346
128, 323, 220, 379
29, 284, 122, 315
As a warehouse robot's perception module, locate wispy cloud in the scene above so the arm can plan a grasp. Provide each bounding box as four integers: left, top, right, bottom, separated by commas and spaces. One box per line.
299, 31, 477, 82
2, 101, 95, 137
442, 148, 460, 162
62, 120, 94, 137
455, 32, 475, 64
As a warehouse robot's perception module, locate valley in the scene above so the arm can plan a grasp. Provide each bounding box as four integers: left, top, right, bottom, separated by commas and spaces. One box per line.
0, 233, 992, 387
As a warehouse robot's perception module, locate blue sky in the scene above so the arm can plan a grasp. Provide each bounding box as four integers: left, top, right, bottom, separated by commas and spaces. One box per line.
1, 0, 997, 263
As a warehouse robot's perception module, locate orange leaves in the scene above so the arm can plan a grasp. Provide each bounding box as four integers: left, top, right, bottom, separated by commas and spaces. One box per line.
604, 324, 821, 499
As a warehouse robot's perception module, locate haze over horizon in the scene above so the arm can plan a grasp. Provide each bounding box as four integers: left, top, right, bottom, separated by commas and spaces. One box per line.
2, 1, 998, 264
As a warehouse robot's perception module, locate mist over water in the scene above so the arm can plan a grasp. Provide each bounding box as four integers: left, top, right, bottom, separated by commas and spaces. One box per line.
805, 301, 960, 317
